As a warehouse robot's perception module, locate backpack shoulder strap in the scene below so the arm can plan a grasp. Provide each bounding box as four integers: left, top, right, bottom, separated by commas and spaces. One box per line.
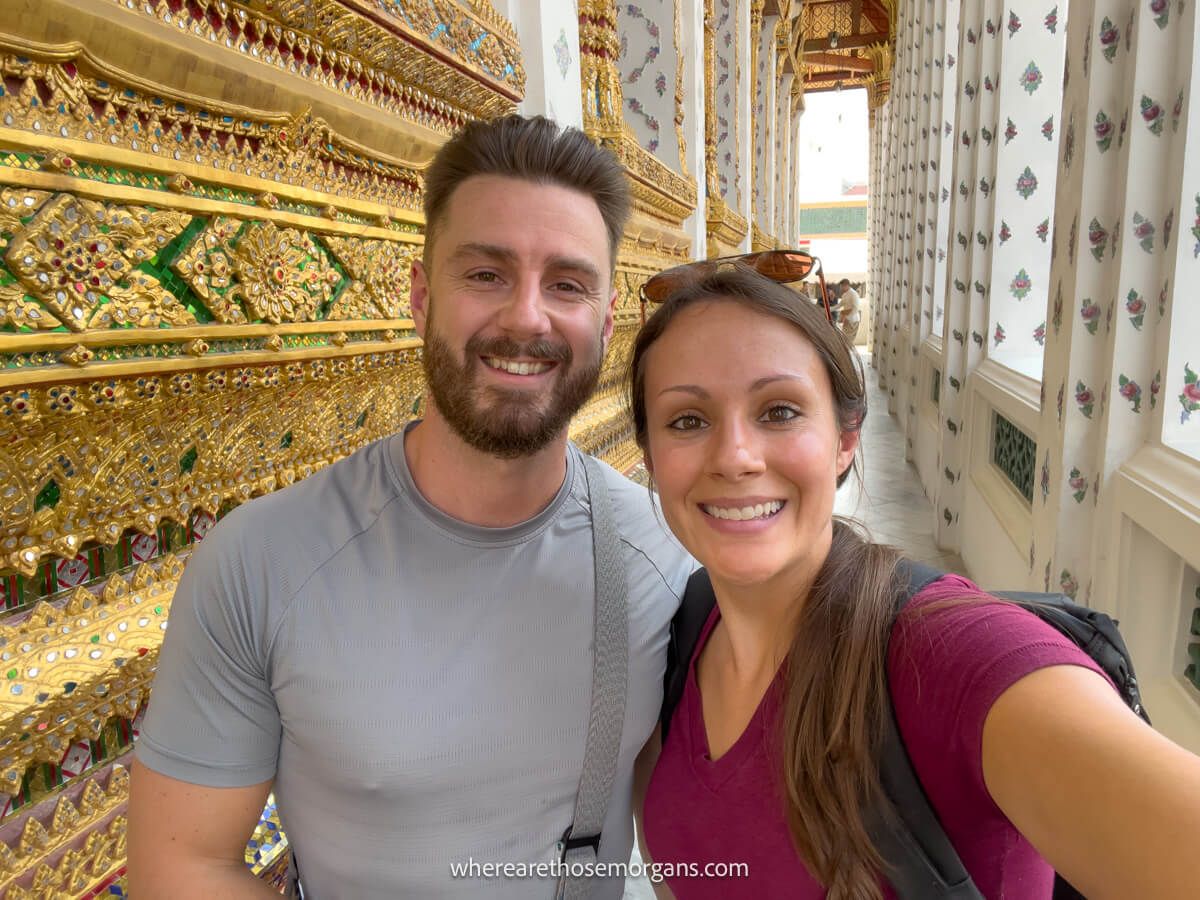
660, 568, 717, 743
874, 560, 985, 899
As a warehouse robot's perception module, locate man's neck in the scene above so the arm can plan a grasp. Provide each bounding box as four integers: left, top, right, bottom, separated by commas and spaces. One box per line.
401, 408, 571, 528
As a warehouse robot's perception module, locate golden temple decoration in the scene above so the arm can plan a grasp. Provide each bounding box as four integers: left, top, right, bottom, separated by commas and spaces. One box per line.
0, 351, 425, 578
577, 0, 697, 242
703, 0, 748, 257
91, 0, 524, 128
0, 764, 128, 899
673, 0, 691, 182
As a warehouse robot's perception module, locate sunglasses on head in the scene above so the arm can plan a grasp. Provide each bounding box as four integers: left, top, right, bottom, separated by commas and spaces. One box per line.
637, 249, 832, 324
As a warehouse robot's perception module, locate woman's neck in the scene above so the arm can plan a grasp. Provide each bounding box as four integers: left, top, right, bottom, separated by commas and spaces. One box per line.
706, 561, 822, 686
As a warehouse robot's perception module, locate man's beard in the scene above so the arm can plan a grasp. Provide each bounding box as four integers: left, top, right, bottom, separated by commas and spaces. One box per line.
420, 319, 604, 460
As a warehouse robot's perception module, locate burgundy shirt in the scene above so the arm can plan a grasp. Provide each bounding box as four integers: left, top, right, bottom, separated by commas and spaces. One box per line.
643, 574, 1107, 898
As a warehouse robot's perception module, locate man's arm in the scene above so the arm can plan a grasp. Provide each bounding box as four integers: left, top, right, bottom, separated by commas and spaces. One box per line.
129, 761, 279, 899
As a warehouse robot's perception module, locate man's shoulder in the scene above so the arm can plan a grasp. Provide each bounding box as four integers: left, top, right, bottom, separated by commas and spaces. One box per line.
193, 437, 403, 587
577, 452, 693, 596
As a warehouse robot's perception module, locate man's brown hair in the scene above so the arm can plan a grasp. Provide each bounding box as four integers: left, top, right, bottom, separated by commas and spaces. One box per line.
421, 114, 631, 270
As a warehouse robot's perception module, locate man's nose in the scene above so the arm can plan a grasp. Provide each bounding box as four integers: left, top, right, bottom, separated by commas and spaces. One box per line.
495, 277, 551, 336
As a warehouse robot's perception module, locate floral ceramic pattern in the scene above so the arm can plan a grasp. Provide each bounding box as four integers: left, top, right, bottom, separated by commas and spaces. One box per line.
1150, 0, 1169, 29
1141, 95, 1166, 135
1126, 289, 1146, 329
1094, 111, 1114, 152
1076, 380, 1096, 418
1037, 219, 1049, 242
1132, 213, 1156, 252
1021, 62, 1043, 94
1069, 467, 1087, 502
1017, 167, 1038, 199
1034, 322, 1046, 345
1041, 453, 1051, 501
1088, 218, 1108, 260
554, 29, 572, 79
1042, 116, 1055, 140
1061, 570, 1079, 600
1150, 371, 1162, 410
1181, 364, 1200, 423
1052, 283, 1064, 333
1119, 375, 1143, 413
1005, 118, 1018, 143
1192, 194, 1200, 257
1081, 298, 1102, 334
1011, 268, 1032, 299
994, 322, 1006, 346
1159, 281, 1169, 317
1100, 17, 1120, 61
1045, 6, 1058, 33
1008, 11, 1021, 37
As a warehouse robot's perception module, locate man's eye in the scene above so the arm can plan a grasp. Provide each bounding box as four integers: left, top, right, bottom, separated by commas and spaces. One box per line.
667, 414, 705, 431
762, 405, 800, 423
469, 271, 500, 283
551, 281, 583, 293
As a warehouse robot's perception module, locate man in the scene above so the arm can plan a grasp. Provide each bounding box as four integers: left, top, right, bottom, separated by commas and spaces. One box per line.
129, 115, 692, 899
830, 278, 862, 344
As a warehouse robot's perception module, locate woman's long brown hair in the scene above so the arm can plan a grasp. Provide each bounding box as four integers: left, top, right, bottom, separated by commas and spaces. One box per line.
629, 267, 902, 899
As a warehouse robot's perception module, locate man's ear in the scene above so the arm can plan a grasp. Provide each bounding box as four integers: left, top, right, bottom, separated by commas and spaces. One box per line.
411, 258, 430, 338
601, 286, 618, 350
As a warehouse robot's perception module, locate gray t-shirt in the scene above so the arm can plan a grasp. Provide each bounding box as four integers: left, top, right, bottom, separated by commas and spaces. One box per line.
137, 429, 692, 899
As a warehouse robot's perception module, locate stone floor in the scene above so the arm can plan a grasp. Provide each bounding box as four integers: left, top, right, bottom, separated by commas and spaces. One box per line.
623, 354, 966, 898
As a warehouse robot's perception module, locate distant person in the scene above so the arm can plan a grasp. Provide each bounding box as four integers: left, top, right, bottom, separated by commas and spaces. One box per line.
830, 278, 862, 344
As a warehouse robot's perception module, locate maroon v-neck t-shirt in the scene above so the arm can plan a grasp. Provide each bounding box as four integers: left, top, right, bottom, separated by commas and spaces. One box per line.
643, 573, 1107, 898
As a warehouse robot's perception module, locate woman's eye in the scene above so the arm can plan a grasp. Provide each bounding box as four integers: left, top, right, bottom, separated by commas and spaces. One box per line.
763, 405, 800, 423
667, 414, 705, 431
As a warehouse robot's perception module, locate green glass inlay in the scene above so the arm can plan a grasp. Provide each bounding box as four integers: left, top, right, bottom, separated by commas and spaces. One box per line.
991, 412, 1036, 503
34, 480, 61, 511
5, 670, 16, 680
179, 445, 198, 474
354, 410, 368, 429
279, 431, 293, 449
1187, 643, 1200, 691
90, 635, 100, 644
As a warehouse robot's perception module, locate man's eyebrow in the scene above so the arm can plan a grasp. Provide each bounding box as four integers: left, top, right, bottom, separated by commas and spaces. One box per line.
445, 242, 519, 266
545, 255, 602, 283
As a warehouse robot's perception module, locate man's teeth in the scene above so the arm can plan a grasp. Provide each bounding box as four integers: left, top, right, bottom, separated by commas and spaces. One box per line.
703, 501, 784, 521
485, 357, 553, 375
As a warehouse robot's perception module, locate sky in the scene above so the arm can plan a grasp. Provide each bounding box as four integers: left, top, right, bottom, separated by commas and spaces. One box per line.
796, 87, 870, 203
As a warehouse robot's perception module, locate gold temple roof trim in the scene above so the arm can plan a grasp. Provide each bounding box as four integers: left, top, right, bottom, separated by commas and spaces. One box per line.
0, 561, 178, 797
0, 761, 128, 898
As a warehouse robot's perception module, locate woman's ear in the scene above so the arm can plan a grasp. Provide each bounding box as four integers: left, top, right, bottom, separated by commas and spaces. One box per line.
836, 429, 859, 480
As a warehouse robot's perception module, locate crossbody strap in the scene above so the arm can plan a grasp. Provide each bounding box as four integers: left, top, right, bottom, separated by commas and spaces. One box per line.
557, 455, 629, 900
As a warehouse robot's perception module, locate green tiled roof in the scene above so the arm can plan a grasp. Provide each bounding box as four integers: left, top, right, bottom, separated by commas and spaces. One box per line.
797, 205, 868, 235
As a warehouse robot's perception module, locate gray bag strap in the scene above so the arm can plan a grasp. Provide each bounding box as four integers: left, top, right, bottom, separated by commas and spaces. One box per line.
556, 455, 629, 900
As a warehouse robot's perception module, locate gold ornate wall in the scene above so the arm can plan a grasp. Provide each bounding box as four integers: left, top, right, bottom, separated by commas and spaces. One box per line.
0, 0, 539, 894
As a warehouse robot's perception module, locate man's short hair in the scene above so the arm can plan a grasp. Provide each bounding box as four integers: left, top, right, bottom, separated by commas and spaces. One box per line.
838, 278, 852, 288
421, 114, 631, 270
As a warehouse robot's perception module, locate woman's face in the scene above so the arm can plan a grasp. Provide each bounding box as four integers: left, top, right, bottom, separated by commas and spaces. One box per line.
641, 300, 858, 590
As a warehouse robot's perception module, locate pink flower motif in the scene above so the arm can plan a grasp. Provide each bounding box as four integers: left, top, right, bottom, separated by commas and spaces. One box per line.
1120, 381, 1139, 400
1185, 383, 1200, 403
1126, 296, 1145, 315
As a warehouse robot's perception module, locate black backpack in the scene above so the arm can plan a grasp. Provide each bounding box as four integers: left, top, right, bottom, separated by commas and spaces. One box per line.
660, 561, 1151, 900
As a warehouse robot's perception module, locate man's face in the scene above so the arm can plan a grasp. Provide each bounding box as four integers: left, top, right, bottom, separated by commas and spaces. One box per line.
411, 175, 617, 459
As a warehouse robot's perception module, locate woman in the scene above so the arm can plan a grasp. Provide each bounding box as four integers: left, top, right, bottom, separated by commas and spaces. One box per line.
628, 265, 1200, 899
